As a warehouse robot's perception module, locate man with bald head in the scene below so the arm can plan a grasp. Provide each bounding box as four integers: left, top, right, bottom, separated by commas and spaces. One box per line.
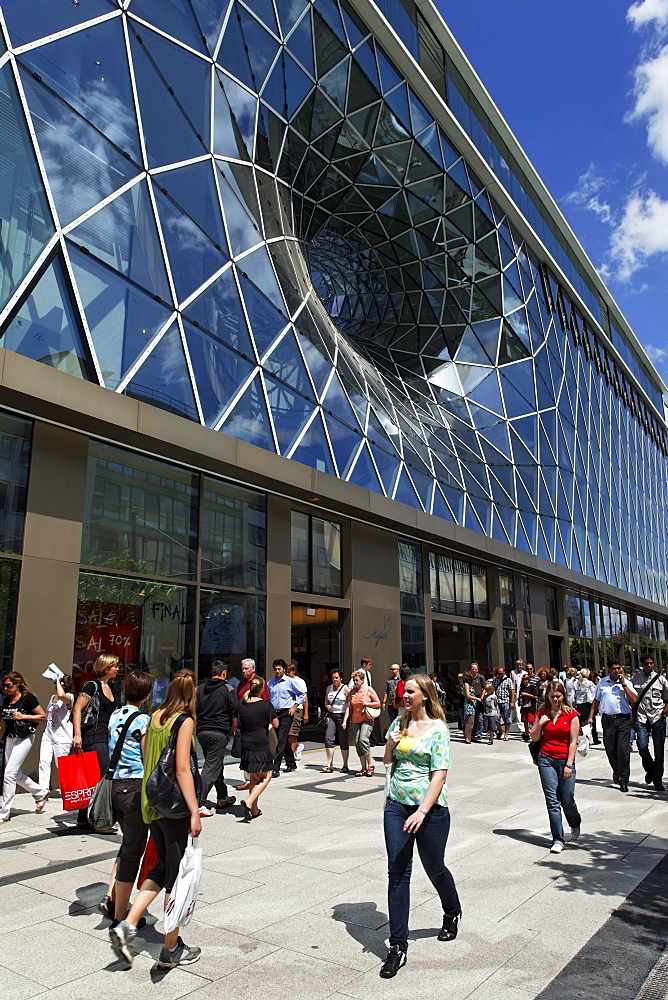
382, 664, 402, 723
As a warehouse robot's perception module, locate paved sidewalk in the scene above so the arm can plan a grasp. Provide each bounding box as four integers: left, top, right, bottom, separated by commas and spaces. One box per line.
1, 734, 667, 1000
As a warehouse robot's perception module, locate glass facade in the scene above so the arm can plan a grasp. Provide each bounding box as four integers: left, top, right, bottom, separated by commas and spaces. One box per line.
430, 551, 488, 619
0, 0, 665, 614
291, 510, 342, 596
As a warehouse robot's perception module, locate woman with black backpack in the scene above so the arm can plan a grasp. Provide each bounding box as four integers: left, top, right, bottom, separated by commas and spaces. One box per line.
110, 669, 202, 970
71, 653, 119, 830
0, 672, 47, 822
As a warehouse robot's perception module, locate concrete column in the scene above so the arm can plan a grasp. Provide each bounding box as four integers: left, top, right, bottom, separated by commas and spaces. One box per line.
265, 494, 292, 675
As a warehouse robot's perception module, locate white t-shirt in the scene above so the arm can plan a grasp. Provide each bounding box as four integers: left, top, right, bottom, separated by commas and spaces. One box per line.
45, 694, 73, 741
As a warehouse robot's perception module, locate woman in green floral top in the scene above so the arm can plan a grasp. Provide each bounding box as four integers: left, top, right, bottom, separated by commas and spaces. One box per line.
379, 674, 461, 979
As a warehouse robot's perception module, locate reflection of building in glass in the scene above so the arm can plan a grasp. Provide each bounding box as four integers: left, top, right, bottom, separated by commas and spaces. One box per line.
0, 1, 666, 707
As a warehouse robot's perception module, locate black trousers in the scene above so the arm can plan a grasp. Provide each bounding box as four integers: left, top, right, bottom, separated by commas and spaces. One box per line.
273, 709, 296, 770
111, 777, 148, 882
197, 729, 229, 803
602, 713, 631, 783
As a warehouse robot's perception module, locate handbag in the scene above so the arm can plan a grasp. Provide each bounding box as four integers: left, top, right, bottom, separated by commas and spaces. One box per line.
57, 748, 101, 810
528, 740, 541, 765
88, 711, 137, 831
80, 681, 100, 731
145, 714, 201, 819
364, 704, 381, 720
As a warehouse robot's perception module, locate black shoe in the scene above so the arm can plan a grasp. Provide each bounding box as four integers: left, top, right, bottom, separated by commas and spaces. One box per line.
379, 945, 406, 978
654, 782, 665, 791
645, 773, 654, 785
271, 770, 280, 778
592, 739, 600, 745
619, 781, 629, 792
99, 895, 114, 920
284, 765, 297, 772
612, 773, 619, 785
216, 796, 237, 809
438, 912, 461, 941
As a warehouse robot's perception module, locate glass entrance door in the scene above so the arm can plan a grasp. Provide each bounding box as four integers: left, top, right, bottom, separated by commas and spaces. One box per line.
291, 604, 343, 742
432, 621, 492, 709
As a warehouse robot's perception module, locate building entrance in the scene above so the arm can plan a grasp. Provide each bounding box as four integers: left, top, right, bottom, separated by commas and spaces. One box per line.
433, 621, 492, 709
291, 604, 343, 742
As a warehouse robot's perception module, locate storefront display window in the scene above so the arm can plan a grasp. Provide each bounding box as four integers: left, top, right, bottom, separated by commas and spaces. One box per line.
291, 511, 342, 597
0, 558, 20, 672
399, 539, 422, 613
199, 589, 265, 680
200, 478, 266, 590
0, 411, 32, 555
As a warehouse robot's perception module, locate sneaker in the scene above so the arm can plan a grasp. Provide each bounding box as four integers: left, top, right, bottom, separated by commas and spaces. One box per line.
570, 825, 581, 841
156, 937, 201, 968
216, 796, 237, 809
199, 805, 215, 817
111, 916, 146, 930
294, 743, 304, 761
109, 919, 137, 965
438, 911, 461, 941
550, 841, 564, 854
271, 770, 280, 778
379, 945, 406, 979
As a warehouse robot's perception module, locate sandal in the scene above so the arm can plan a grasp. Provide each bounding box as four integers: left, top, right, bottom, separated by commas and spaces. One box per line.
367, 764, 375, 776
35, 792, 49, 814
355, 769, 369, 777
320, 765, 334, 773
243, 802, 252, 822
341, 764, 350, 773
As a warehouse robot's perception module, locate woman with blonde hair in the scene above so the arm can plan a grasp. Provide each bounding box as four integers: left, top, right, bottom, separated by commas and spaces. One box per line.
236, 676, 278, 820
343, 669, 381, 776
110, 669, 202, 969
72, 653, 119, 830
0, 672, 47, 822
379, 674, 461, 978
530, 680, 581, 854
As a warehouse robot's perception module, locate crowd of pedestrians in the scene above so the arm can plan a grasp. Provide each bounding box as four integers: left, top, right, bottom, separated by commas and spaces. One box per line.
1, 650, 667, 979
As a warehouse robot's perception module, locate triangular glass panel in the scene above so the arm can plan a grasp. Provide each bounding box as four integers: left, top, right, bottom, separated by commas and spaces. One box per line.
314, 9, 348, 78
415, 123, 443, 169
284, 52, 313, 116
184, 267, 254, 358
370, 443, 400, 496
129, 26, 209, 167
191, 0, 230, 55
408, 466, 434, 512
20, 17, 142, 162
314, 0, 347, 43
376, 47, 402, 94
153, 186, 227, 303
238, 273, 287, 356
125, 323, 199, 421
352, 39, 380, 90
219, 15, 253, 89
238, 246, 286, 314
496, 502, 516, 545
244, 0, 280, 35
219, 372, 274, 450
291, 412, 335, 474
393, 466, 422, 509
288, 11, 316, 77
431, 486, 455, 523
295, 328, 332, 398
215, 163, 262, 256
349, 443, 383, 493
129, 0, 208, 55
68, 243, 174, 390
384, 84, 411, 132
21, 71, 139, 225
491, 506, 511, 544
277, 0, 309, 37
70, 180, 171, 301
213, 77, 253, 160
264, 373, 314, 455
2, 0, 112, 47
183, 317, 254, 427
347, 61, 379, 113
159, 162, 229, 257
464, 497, 484, 534
322, 372, 361, 429
468, 370, 503, 415
1, 255, 91, 379
320, 59, 349, 111
324, 412, 360, 477
500, 370, 533, 418
263, 329, 313, 397
409, 92, 432, 135
0, 66, 54, 310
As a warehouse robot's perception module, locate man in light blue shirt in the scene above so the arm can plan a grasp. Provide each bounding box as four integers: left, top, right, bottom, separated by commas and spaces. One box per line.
267, 659, 302, 776
588, 662, 638, 792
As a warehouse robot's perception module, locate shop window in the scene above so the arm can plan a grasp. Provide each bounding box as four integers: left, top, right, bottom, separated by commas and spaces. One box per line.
291, 511, 342, 597
499, 570, 516, 627
401, 614, 425, 670
520, 575, 531, 629
74, 571, 195, 694
0, 411, 32, 554
81, 442, 198, 580
200, 478, 266, 590
199, 589, 265, 680
0, 558, 20, 672
399, 539, 422, 613
545, 585, 558, 631
430, 551, 487, 619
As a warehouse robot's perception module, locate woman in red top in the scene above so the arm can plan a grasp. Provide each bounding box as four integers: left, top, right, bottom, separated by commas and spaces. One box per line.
530, 680, 581, 854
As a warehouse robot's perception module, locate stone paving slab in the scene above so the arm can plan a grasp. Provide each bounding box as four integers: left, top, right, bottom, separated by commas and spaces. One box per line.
0, 736, 666, 999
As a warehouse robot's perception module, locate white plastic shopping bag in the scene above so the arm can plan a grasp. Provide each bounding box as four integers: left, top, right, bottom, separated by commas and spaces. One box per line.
164, 835, 202, 933
576, 724, 592, 758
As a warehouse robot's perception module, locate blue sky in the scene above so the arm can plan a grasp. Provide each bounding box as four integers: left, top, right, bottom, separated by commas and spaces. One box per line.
436, 0, 668, 395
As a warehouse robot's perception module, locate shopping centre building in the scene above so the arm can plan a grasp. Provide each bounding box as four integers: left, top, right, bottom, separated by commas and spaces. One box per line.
0, 0, 666, 721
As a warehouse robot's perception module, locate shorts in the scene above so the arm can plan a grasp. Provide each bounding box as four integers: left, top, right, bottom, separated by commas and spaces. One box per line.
289, 706, 304, 737
498, 703, 513, 726
145, 816, 190, 894
483, 715, 499, 733
521, 709, 535, 725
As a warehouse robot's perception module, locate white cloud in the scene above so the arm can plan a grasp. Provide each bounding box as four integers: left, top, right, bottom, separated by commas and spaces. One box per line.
564, 165, 613, 223
630, 44, 668, 163
628, 0, 668, 28
609, 188, 668, 278
645, 344, 667, 363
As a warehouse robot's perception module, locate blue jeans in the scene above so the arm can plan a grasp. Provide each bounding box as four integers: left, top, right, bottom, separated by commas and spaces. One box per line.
537, 754, 581, 844
636, 716, 666, 785
383, 799, 460, 952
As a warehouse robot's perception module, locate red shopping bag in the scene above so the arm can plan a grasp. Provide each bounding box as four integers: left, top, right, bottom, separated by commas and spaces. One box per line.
137, 833, 158, 887
57, 750, 101, 811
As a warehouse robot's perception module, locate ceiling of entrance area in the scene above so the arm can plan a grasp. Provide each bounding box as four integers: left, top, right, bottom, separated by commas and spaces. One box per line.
0, 0, 665, 604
